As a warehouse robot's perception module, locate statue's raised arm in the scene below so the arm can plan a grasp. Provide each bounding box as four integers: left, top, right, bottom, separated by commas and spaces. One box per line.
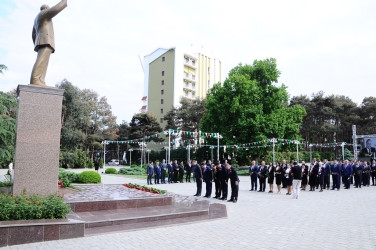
30, 0, 68, 86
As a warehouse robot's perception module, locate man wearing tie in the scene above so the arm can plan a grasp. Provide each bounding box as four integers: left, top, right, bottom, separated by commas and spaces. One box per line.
362, 139, 376, 154
249, 160, 259, 191
160, 159, 167, 184
343, 160, 353, 189
193, 161, 203, 196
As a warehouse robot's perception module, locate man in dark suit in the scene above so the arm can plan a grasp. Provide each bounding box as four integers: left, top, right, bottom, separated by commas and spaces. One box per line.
362, 139, 376, 154
343, 160, 353, 189
213, 162, 221, 198
226, 163, 239, 203
31, 0, 68, 86
203, 163, 212, 198
173, 160, 179, 183
193, 160, 203, 196
331, 160, 341, 190
249, 160, 258, 191
147, 161, 154, 185
258, 161, 267, 192
323, 159, 331, 190
154, 162, 161, 184
218, 162, 228, 200
185, 160, 192, 183
167, 161, 174, 184
160, 159, 167, 184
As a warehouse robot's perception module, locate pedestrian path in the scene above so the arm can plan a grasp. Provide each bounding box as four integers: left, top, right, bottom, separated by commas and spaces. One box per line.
5, 174, 376, 249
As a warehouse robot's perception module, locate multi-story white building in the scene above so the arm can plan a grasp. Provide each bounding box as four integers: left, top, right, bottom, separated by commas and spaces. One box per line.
141, 46, 222, 128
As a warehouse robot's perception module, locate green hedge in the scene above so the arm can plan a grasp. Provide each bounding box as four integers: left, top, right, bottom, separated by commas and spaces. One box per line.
105, 168, 117, 174
0, 181, 12, 187
58, 168, 79, 187
0, 193, 71, 221
118, 167, 145, 175
78, 171, 101, 183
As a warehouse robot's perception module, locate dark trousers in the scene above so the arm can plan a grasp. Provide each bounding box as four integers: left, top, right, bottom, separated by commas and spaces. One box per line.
259, 177, 266, 191
371, 172, 376, 185
147, 174, 153, 185
215, 180, 221, 197
186, 170, 191, 182
195, 178, 202, 196
221, 181, 228, 199
251, 175, 257, 190
173, 171, 178, 183
205, 181, 212, 197
355, 175, 362, 188
345, 176, 351, 189
179, 171, 184, 182
282, 176, 287, 188
168, 172, 173, 183
230, 181, 239, 200
154, 174, 160, 184
362, 173, 369, 186
160, 170, 166, 183
332, 175, 340, 189
324, 175, 330, 189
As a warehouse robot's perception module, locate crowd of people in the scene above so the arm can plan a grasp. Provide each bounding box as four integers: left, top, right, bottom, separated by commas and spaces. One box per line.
249, 158, 376, 199
146, 159, 239, 203
146, 158, 376, 202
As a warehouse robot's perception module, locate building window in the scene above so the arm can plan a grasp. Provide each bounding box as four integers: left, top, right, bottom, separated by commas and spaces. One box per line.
162, 57, 165, 62
161, 108, 164, 114
208, 80, 211, 87
185, 91, 188, 97
162, 71, 164, 76
192, 60, 195, 66
208, 67, 210, 73
160, 118, 164, 123
161, 99, 164, 104
161, 89, 164, 95
161, 80, 164, 85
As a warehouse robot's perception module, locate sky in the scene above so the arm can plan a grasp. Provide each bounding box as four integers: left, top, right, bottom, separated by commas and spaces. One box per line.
0, 0, 375, 124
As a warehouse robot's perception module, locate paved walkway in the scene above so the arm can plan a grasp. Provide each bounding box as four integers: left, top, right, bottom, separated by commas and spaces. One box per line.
4, 173, 376, 249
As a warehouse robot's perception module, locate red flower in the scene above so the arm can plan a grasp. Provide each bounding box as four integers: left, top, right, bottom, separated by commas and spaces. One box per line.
38, 203, 41, 205
15, 201, 19, 204
34, 201, 37, 204
27, 202, 30, 205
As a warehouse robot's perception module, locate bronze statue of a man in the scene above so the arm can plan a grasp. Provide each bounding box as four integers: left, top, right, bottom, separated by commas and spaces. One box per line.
30, 0, 67, 86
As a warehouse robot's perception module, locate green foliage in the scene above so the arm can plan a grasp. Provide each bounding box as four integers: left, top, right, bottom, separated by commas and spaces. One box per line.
0, 181, 12, 187
118, 167, 145, 175
105, 168, 117, 174
237, 169, 249, 176
0, 64, 7, 74
231, 158, 240, 170
57, 80, 117, 152
87, 159, 94, 168
58, 168, 79, 187
0, 193, 71, 221
59, 148, 88, 168
130, 164, 139, 168
201, 59, 306, 164
78, 171, 101, 183
0, 91, 17, 168
99, 158, 104, 168
340, 148, 353, 161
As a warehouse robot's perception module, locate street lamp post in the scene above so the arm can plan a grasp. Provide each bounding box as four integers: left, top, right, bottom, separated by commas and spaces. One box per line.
129, 148, 134, 166
309, 144, 312, 164
271, 138, 276, 166
210, 146, 214, 162
295, 140, 300, 163
341, 142, 345, 161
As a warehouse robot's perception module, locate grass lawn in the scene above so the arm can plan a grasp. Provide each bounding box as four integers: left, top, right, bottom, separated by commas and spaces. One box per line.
113, 174, 148, 180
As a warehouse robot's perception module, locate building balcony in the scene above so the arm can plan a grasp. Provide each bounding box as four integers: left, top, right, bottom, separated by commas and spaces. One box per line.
184, 61, 197, 69
183, 75, 196, 83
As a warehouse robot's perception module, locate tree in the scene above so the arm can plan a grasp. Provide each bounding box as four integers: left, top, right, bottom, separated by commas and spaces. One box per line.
0, 64, 7, 74
164, 97, 207, 144
0, 91, 17, 167
129, 113, 163, 163
358, 97, 376, 135
201, 58, 306, 163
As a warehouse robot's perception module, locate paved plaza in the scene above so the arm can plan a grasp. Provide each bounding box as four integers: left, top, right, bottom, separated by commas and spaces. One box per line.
3, 172, 376, 249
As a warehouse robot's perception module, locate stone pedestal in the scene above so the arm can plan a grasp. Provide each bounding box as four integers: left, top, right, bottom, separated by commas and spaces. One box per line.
13, 85, 64, 196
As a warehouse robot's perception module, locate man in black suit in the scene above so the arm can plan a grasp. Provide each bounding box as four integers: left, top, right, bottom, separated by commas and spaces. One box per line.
219, 161, 228, 200
185, 160, 192, 183
362, 139, 376, 154
173, 160, 179, 183
193, 160, 203, 196
226, 163, 239, 203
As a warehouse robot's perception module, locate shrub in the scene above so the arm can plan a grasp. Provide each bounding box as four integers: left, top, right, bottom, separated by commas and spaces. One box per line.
118, 167, 145, 175
0, 181, 12, 187
0, 193, 71, 221
78, 171, 101, 183
130, 164, 139, 168
105, 168, 117, 174
58, 169, 79, 187
237, 170, 249, 176
87, 159, 94, 169
99, 158, 104, 168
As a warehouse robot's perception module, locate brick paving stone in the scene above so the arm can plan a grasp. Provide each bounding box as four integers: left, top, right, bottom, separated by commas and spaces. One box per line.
3, 174, 376, 249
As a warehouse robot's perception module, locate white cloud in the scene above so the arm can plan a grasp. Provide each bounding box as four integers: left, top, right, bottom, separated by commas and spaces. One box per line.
0, 0, 375, 123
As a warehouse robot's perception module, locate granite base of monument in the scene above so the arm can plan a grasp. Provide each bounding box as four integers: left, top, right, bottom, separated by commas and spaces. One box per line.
13, 85, 64, 196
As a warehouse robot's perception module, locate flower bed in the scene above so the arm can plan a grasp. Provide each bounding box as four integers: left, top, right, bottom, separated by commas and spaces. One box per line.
0, 192, 71, 221
123, 183, 167, 194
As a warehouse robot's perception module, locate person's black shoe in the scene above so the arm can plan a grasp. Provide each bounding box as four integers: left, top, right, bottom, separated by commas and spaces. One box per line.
212, 196, 218, 198
220, 197, 226, 200
233, 200, 237, 203
319, 189, 323, 192
250, 189, 253, 191
257, 190, 262, 192
227, 199, 234, 202
193, 194, 199, 196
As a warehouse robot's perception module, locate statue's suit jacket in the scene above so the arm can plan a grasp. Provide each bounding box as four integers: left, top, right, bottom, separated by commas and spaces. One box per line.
32, 0, 67, 53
